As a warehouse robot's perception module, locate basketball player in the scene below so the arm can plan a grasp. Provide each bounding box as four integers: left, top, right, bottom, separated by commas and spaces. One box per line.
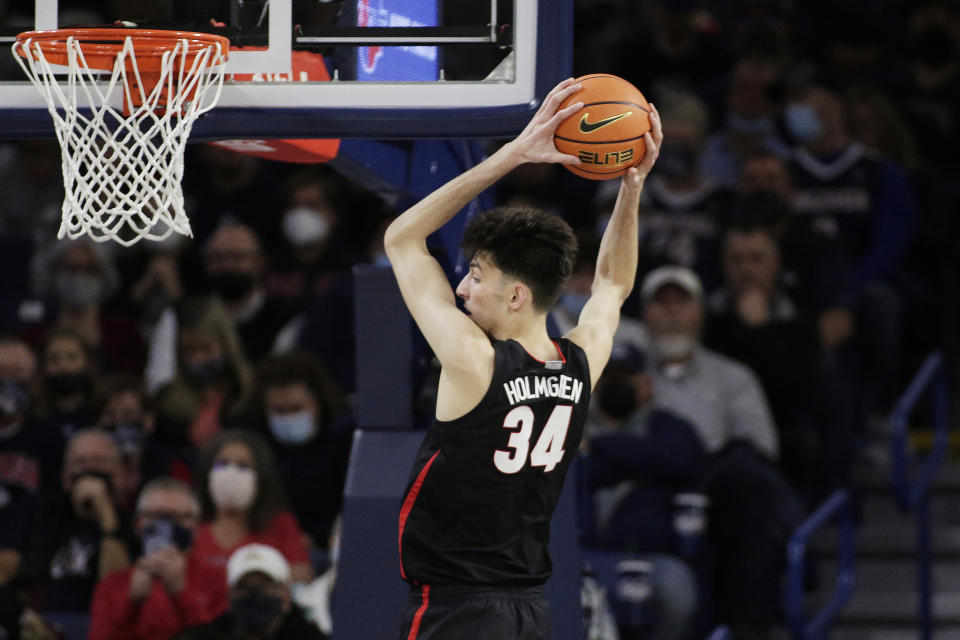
384, 78, 662, 639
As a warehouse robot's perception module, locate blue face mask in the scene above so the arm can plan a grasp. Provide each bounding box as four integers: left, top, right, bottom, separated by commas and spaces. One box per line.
558, 292, 590, 318
784, 103, 822, 144
268, 410, 316, 445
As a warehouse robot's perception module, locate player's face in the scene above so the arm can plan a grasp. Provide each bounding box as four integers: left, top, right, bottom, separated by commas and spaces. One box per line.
455, 254, 509, 333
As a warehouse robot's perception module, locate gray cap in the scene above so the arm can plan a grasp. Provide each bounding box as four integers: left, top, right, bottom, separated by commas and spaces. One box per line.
641, 265, 703, 301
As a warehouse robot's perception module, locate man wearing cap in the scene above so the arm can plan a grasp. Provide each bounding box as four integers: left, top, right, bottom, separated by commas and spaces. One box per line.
175, 543, 326, 640
641, 264, 777, 458
88, 477, 226, 640
640, 264, 806, 639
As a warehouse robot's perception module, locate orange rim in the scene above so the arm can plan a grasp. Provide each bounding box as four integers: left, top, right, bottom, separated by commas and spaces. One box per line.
15, 28, 230, 71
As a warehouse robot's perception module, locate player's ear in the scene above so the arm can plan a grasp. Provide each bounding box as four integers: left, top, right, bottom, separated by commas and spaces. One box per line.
508, 282, 529, 311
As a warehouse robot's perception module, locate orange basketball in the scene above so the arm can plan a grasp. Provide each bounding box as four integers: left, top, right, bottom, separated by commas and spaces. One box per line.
554, 74, 651, 180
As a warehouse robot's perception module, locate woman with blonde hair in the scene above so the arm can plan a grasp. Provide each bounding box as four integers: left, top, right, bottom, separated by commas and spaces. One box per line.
152, 297, 254, 451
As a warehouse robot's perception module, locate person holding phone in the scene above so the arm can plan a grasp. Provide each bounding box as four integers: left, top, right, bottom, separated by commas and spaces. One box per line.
88, 477, 228, 640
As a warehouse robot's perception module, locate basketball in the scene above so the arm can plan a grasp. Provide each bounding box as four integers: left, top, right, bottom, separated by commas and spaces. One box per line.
554, 74, 652, 180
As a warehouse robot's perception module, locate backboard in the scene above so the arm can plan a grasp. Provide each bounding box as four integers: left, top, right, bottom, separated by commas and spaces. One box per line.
0, 0, 572, 140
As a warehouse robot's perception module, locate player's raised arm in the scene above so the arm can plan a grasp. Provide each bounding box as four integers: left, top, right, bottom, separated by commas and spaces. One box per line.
565, 105, 663, 390
383, 78, 584, 370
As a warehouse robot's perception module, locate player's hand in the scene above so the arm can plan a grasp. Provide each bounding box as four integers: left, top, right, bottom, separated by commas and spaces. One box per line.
504, 78, 584, 166
633, 103, 663, 181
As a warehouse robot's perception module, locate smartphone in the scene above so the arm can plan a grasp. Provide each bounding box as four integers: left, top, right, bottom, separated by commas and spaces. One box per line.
142, 519, 175, 556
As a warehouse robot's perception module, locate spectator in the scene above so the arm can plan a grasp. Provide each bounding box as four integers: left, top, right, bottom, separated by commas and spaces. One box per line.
33, 328, 99, 479
88, 477, 227, 640
633, 88, 734, 294
584, 349, 707, 640
608, 0, 732, 109
642, 266, 777, 458
248, 352, 352, 550
192, 430, 313, 584
269, 171, 367, 392
640, 266, 805, 638
175, 543, 327, 640
703, 219, 825, 495
0, 337, 42, 586
26, 238, 146, 374
896, 1, 960, 173
0, 141, 63, 248
37, 428, 133, 612
180, 145, 286, 248
202, 223, 297, 362
266, 168, 363, 305
701, 56, 789, 189
844, 85, 921, 172
737, 153, 854, 342
787, 84, 916, 294
152, 297, 254, 450
94, 374, 186, 503
786, 84, 917, 416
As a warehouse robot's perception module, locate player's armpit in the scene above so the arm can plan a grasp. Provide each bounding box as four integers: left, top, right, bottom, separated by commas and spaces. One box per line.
563, 282, 624, 391
385, 242, 494, 373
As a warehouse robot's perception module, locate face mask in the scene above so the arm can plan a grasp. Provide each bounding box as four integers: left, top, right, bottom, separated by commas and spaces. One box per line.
558, 292, 590, 318
598, 379, 638, 419
184, 357, 226, 383
209, 464, 257, 511
141, 517, 195, 555
0, 380, 30, 420
727, 112, 774, 136
55, 272, 106, 308
230, 592, 285, 629
784, 103, 822, 144
207, 272, 255, 301
108, 422, 145, 458
46, 371, 91, 397
283, 207, 332, 246
268, 410, 316, 446
656, 145, 698, 178
650, 334, 697, 361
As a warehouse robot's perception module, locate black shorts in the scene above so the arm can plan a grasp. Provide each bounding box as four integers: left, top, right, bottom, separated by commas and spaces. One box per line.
398, 584, 551, 640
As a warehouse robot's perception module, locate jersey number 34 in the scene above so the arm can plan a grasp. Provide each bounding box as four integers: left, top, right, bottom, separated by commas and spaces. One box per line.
494, 405, 573, 474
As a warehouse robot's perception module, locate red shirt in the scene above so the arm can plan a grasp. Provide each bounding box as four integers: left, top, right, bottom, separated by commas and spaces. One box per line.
88, 553, 227, 640
192, 510, 311, 576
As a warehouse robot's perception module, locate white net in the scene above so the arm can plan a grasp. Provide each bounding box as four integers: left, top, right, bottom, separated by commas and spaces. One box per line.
13, 33, 227, 246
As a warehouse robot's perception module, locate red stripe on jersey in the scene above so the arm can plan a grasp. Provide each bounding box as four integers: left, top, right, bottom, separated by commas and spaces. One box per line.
398, 449, 441, 581
522, 340, 567, 364
406, 584, 430, 640
552, 340, 567, 363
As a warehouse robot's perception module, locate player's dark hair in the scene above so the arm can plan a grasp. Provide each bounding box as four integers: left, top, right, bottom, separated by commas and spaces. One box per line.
461, 206, 578, 313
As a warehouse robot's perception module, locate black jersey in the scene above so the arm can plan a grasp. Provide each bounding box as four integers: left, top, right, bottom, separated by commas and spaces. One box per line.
398, 338, 591, 587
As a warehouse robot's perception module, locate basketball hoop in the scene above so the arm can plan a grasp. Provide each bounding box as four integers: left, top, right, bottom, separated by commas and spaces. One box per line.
13, 29, 229, 246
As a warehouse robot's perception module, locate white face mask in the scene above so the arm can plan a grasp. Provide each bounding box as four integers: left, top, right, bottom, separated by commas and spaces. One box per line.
209, 463, 257, 511
651, 334, 697, 361
282, 207, 332, 246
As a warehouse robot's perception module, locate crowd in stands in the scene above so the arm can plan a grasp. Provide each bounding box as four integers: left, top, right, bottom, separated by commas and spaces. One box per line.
1, 0, 958, 639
